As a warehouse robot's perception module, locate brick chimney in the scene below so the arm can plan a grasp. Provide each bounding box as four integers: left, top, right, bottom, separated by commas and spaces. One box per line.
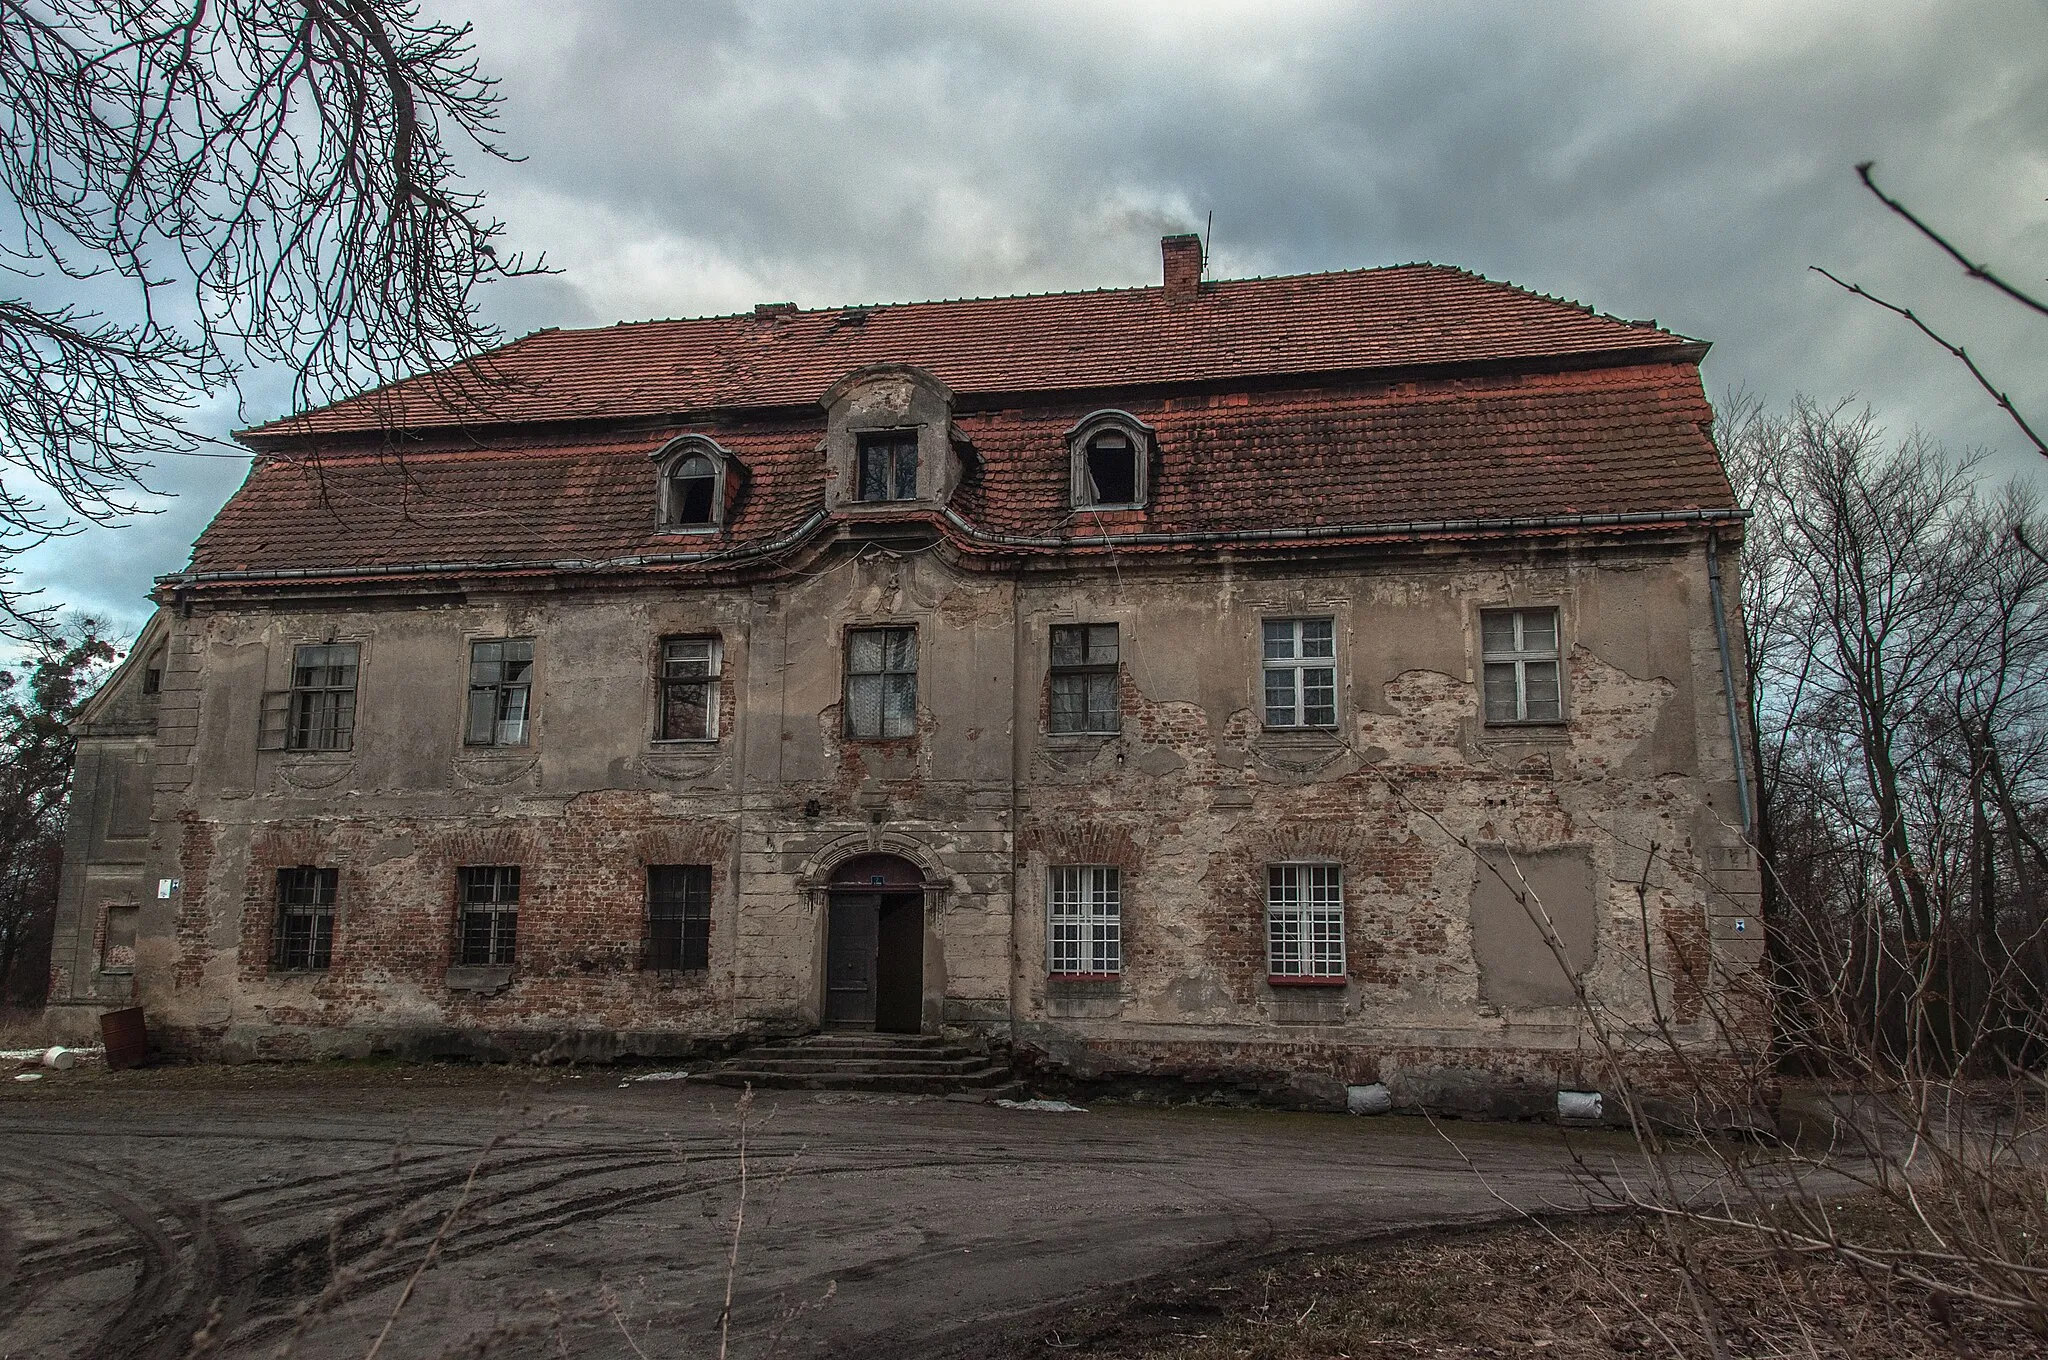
1161, 234, 1203, 303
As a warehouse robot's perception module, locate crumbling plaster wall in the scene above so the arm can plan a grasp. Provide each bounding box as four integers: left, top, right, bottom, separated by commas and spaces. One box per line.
1008, 537, 1764, 1105
52, 527, 1762, 1099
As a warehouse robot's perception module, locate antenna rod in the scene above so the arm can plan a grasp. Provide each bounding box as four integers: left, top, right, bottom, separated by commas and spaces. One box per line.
1204, 211, 1213, 278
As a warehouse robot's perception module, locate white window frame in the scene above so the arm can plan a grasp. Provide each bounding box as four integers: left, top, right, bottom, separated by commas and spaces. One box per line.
1262, 617, 1337, 728
1266, 863, 1345, 979
1048, 865, 1122, 977
1481, 606, 1565, 724
1065, 410, 1153, 510
656, 635, 722, 742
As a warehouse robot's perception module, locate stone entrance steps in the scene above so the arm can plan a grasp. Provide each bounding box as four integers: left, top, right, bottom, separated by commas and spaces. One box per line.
692, 1031, 1023, 1098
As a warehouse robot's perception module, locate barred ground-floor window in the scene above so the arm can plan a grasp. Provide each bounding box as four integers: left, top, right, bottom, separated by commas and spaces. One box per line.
274, 866, 337, 970
645, 865, 712, 971
458, 865, 520, 967
1048, 865, 1121, 976
1267, 863, 1345, 979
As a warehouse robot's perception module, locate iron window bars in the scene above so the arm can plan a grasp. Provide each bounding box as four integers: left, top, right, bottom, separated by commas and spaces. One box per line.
274, 866, 338, 970
1267, 863, 1345, 978
458, 865, 520, 967
645, 865, 712, 971
1048, 865, 1121, 976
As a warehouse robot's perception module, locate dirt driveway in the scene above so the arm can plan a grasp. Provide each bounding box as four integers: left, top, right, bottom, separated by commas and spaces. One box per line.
0, 1067, 1633, 1358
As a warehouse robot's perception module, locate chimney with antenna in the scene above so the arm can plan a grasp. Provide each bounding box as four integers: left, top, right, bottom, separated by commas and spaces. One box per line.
1161, 234, 1203, 303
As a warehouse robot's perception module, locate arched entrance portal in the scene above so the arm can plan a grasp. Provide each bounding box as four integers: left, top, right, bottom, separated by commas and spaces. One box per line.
824, 854, 926, 1032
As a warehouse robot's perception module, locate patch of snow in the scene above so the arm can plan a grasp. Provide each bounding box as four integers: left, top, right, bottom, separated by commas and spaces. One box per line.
1, 1045, 103, 1063
995, 1098, 1086, 1113
618, 1070, 691, 1086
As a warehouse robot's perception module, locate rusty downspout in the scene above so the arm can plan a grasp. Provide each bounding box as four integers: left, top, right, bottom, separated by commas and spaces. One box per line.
1706, 530, 1753, 837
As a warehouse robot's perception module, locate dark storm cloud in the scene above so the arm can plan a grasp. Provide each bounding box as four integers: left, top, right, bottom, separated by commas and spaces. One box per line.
24, 0, 2048, 637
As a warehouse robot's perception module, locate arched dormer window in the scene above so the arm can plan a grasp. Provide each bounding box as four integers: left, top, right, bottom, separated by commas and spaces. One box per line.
652, 435, 733, 532
1066, 411, 1153, 510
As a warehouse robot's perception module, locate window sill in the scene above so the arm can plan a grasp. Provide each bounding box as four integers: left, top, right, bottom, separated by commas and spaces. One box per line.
1044, 731, 1120, 744
268, 967, 330, 977
446, 965, 514, 994
1267, 974, 1348, 988
648, 738, 721, 747
1479, 722, 1570, 740
1047, 972, 1121, 983
1259, 725, 1342, 737
656, 525, 721, 537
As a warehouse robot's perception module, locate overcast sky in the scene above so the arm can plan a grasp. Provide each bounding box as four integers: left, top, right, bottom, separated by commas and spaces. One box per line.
20, 0, 2048, 639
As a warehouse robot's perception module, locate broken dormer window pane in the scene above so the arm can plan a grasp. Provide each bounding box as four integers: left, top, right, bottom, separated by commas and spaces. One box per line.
856, 431, 918, 501
667, 453, 718, 526
1082, 432, 1138, 506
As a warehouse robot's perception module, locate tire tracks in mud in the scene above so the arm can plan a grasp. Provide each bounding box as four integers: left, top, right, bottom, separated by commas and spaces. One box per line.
0, 1148, 254, 1360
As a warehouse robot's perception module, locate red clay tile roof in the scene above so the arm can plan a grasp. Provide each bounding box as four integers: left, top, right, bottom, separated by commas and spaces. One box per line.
243, 264, 1695, 439
180, 362, 1730, 585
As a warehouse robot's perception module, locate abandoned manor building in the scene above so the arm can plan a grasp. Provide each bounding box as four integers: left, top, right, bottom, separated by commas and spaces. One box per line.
50, 236, 1764, 1110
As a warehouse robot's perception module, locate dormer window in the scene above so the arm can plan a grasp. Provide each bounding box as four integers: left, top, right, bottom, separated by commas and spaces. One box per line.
856, 430, 919, 502
652, 435, 733, 532
1067, 411, 1152, 509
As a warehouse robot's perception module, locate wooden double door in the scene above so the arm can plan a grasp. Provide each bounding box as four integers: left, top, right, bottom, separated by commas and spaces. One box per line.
824, 890, 924, 1032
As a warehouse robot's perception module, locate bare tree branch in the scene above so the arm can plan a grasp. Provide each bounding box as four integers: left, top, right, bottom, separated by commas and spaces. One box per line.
1809, 266, 2048, 459
1858, 162, 2048, 319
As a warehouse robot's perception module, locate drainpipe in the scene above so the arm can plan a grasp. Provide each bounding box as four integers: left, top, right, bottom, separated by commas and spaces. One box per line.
1706, 531, 1753, 837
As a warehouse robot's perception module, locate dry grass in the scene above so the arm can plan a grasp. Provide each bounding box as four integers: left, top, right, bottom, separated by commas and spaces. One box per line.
1065, 1204, 2044, 1359
0, 1006, 54, 1049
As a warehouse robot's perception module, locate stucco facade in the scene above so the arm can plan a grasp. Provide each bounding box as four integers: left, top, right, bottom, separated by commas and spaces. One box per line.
49, 242, 1765, 1113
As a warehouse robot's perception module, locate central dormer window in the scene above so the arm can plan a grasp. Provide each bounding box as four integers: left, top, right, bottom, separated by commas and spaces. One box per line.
857, 431, 919, 501
668, 454, 717, 525
652, 434, 734, 532
1067, 411, 1152, 509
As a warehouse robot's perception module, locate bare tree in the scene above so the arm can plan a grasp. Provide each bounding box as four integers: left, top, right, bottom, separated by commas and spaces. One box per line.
0, 0, 539, 633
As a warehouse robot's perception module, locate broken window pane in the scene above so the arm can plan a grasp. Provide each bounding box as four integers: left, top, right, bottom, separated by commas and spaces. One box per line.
467, 638, 535, 745
1082, 433, 1138, 505
658, 636, 720, 740
668, 454, 718, 526
284, 643, 358, 752
1049, 624, 1120, 734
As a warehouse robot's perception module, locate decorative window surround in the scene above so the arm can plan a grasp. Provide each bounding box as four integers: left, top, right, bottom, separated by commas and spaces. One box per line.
1065, 410, 1154, 510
